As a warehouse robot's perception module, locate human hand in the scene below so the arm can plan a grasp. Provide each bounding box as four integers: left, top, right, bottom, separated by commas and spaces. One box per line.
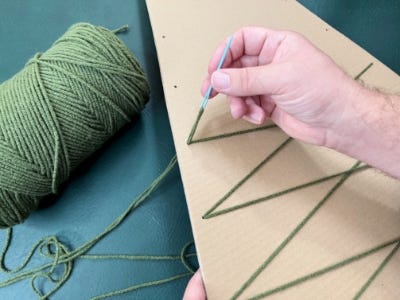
183, 270, 206, 300
201, 27, 363, 147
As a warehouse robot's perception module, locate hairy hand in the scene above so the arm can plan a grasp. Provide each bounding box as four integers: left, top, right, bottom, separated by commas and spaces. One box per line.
202, 27, 361, 146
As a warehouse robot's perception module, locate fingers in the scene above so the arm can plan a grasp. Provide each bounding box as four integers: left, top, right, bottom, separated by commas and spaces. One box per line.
228, 97, 247, 119
207, 37, 235, 74
242, 97, 266, 124
201, 60, 243, 98
199, 27, 289, 126
260, 95, 276, 117
201, 27, 287, 98
211, 64, 284, 97
207, 27, 284, 73
200, 78, 218, 98
228, 96, 266, 125
183, 270, 207, 300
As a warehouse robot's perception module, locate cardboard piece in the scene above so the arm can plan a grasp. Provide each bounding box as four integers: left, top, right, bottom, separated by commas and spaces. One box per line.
146, 1, 400, 298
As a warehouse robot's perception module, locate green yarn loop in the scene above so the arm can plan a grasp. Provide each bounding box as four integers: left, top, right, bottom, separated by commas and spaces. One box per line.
0, 23, 150, 228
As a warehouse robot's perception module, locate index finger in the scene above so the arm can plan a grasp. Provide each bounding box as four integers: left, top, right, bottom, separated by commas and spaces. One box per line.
207, 27, 285, 74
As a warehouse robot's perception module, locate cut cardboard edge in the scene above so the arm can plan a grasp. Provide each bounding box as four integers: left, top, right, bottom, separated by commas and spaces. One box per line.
146, 0, 400, 298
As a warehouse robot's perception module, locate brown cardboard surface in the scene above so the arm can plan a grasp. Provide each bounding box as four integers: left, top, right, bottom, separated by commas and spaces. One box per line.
146, 1, 400, 299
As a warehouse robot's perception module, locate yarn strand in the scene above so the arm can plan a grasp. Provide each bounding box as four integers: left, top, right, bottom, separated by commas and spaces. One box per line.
189, 124, 277, 145
112, 25, 129, 34
353, 241, 400, 300
89, 240, 196, 300
203, 137, 292, 219
80, 252, 197, 261
0, 156, 186, 299
249, 238, 400, 300
91, 272, 192, 300
204, 164, 369, 219
230, 160, 362, 299
187, 107, 205, 145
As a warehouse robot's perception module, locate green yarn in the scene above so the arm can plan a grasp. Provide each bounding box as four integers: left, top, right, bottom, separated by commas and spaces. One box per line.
353, 241, 400, 300
203, 164, 369, 219
189, 123, 277, 145
249, 238, 400, 300
203, 136, 292, 219
0, 155, 197, 299
187, 107, 205, 144
91, 272, 193, 300
230, 160, 363, 299
0, 23, 150, 228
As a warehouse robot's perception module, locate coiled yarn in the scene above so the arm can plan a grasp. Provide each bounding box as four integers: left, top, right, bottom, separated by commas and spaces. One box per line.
0, 23, 150, 228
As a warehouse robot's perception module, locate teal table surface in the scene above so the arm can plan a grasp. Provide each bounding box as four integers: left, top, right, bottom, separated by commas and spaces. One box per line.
0, 1, 399, 299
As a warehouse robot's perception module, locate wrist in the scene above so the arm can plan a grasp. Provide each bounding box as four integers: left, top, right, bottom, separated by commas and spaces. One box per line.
325, 83, 372, 152
326, 84, 400, 178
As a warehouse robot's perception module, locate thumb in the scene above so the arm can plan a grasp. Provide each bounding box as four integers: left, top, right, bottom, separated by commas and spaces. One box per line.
183, 270, 206, 300
211, 65, 282, 97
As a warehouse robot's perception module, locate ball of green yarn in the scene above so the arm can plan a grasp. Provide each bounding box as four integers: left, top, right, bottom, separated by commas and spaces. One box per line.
0, 23, 150, 228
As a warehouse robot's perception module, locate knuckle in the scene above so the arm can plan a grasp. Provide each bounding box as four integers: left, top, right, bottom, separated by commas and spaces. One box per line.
240, 68, 251, 94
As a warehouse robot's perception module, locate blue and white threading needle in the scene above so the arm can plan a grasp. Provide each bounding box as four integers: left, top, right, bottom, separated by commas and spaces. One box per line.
187, 35, 234, 145
201, 35, 234, 109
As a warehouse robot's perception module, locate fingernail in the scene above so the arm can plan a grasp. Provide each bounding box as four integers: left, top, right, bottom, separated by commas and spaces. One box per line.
247, 111, 263, 124
211, 71, 230, 90
230, 106, 241, 119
